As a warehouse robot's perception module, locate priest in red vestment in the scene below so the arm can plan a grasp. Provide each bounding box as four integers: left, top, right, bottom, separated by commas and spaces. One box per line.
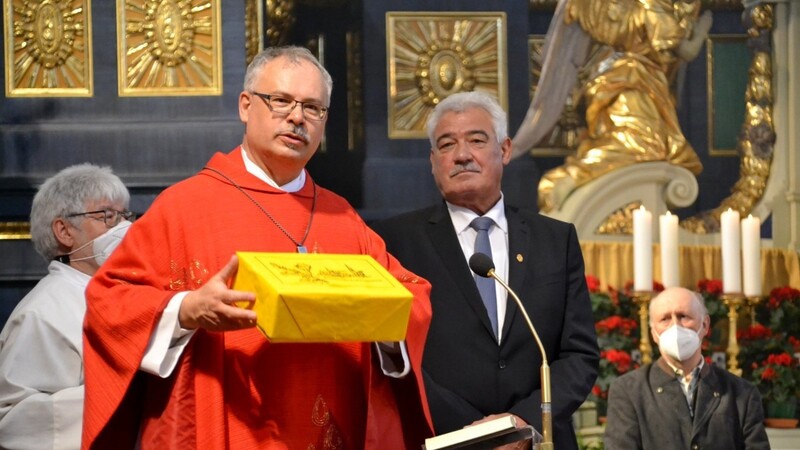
82, 46, 433, 450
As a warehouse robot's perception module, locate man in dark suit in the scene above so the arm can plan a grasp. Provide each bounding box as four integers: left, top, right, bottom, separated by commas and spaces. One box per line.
373, 91, 599, 450
604, 287, 769, 449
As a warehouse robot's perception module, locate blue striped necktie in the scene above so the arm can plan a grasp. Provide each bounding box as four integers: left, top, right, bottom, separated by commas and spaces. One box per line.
470, 216, 498, 338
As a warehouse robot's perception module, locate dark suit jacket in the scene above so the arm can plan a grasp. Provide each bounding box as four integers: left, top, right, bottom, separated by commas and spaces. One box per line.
373, 203, 599, 450
604, 358, 770, 450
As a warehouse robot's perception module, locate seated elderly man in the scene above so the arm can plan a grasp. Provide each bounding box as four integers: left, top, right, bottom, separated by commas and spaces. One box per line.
604, 286, 769, 450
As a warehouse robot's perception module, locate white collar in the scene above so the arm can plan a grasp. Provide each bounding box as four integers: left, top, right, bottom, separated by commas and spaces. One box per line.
446, 194, 508, 235
240, 146, 306, 192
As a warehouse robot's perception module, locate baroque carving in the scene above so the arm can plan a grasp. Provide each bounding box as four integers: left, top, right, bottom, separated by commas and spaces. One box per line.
596, 202, 641, 235
386, 12, 507, 139
244, 0, 295, 66
265, 0, 294, 46
531, 0, 744, 11
4, 0, 93, 97
682, 4, 775, 233
244, 0, 263, 66
116, 0, 221, 96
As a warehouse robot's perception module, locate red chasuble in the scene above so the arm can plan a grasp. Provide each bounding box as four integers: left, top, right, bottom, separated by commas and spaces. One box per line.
82, 150, 433, 449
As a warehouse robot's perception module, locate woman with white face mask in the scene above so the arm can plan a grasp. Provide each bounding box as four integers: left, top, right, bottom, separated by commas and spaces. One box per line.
0, 164, 131, 450
603, 287, 770, 450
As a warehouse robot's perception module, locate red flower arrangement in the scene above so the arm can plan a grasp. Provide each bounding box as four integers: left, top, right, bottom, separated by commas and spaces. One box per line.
767, 286, 800, 310
586, 275, 602, 293
603, 348, 634, 373
595, 316, 639, 351
736, 324, 787, 381
756, 287, 800, 344
590, 348, 640, 416
596, 316, 638, 336
752, 352, 800, 407
697, 279, 723, 296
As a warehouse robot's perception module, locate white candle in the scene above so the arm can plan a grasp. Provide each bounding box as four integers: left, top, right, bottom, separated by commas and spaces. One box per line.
741, 214, 762, 296
660, 211, 680, 288
720, 208, 741, 293
633, 206, 653, 291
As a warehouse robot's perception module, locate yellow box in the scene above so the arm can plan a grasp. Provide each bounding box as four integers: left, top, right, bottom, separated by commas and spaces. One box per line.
233, 252, 413, 342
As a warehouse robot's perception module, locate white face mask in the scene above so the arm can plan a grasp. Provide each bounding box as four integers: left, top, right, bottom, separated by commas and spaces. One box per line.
67, 220, 131, 266
657, 323, 703, 362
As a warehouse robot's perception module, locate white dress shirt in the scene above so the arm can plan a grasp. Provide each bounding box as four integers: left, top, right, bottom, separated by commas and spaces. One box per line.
445, 195, 509, 342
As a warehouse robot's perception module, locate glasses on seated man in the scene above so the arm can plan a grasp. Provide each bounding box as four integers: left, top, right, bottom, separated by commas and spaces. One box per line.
67, 208, 136, 228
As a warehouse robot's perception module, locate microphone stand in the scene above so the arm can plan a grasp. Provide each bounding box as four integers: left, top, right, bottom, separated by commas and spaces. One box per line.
488, 269, 554, 450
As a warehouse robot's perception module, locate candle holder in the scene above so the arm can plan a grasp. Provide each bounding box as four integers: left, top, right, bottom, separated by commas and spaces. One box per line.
721, 293, 745, 376
744, 295, 765, 325
632, 291, 654, 365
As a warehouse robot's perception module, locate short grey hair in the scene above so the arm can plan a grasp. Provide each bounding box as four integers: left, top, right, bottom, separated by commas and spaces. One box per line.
243, 46, 333, 104
30, 164, 129, 261
425, 91, 508, 147
648, 287, 709, 328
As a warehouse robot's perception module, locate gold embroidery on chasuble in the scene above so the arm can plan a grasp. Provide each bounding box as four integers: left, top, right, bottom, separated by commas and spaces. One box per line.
308, 394, 344, 450
168, 259, 210, 290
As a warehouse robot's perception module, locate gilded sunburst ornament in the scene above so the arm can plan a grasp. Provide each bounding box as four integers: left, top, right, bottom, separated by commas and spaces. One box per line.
3, 0, 93, 97
386, 12, 507, 139
116, 0, 221, 96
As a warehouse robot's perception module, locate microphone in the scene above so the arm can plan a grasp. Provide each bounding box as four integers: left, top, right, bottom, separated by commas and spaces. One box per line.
468, 253, 554, 450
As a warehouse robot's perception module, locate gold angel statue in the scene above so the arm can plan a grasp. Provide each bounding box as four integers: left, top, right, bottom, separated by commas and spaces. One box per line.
512, 0, 713, 212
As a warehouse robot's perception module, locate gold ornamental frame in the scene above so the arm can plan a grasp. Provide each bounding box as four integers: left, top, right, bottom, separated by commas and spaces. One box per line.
116, 0, 222, 96
386, 12, 508, 139
0, 222, 31, 240
3, 0, 94, 97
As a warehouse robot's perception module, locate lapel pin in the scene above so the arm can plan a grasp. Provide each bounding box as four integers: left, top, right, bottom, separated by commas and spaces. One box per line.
516, 254, 523, 262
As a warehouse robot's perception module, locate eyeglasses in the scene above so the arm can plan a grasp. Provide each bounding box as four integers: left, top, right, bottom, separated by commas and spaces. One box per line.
66, 209, 136, 227
251, 92, 328, 121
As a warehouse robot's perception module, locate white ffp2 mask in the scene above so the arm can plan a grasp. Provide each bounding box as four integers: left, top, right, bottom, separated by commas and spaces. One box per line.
658, 324, 703, 361
68, 220, 132, 266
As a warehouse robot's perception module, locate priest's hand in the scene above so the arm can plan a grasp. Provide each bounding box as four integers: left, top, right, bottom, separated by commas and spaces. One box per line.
179, 255, 258, 331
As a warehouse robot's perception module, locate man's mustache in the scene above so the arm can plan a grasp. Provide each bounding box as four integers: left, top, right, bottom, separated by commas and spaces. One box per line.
278, 125, 310, 143
450, 163, 481, 177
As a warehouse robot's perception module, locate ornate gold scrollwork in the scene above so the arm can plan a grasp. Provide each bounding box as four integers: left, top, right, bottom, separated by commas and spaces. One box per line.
682, 4, 774, 233
530, 0, 745, 11
596, 202, 642, 235
244, 0, 295, 66
4, 0, 93, 97
386, 12, 508, 139
116, 0, 221, 96
265, 0, 295, 46
244, 0, 263, 66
